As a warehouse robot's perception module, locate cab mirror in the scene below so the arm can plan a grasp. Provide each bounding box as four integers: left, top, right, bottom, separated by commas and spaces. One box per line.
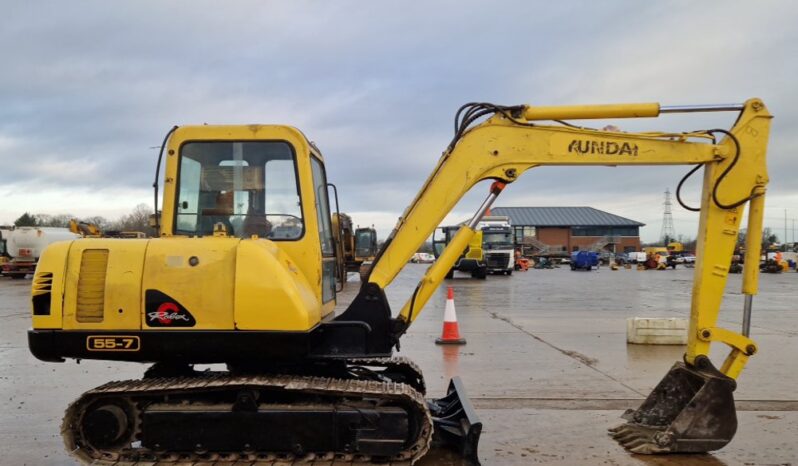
148, 213, 160, 228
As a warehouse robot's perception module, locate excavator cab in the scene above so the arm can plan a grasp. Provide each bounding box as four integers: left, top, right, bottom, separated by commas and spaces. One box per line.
354, 226, 377, 260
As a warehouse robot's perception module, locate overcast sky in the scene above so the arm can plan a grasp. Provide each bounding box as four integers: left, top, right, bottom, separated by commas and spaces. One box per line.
1, 1, 796, 242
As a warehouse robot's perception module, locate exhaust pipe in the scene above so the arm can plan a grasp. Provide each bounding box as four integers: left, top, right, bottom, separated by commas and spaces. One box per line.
610, 357, 737, 454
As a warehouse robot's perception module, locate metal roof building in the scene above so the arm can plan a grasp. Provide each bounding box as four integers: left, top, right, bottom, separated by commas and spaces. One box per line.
490, 207, 644, 227
490, 207, 644, 255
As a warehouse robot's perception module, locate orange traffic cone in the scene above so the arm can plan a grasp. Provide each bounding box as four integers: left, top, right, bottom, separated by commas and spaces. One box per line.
436, 287, 466, 345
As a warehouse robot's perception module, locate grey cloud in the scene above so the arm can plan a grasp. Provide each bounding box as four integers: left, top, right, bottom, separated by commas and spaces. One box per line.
0, 1, 796, 241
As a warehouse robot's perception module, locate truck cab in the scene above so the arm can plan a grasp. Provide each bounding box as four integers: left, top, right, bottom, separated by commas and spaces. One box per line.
478, 216, 514, 275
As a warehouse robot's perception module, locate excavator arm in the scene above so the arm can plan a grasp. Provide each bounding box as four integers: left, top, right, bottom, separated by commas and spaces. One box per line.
340, 98, 771, 455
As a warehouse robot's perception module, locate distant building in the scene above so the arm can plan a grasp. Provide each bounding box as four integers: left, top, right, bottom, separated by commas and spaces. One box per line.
490, 207, 644, 255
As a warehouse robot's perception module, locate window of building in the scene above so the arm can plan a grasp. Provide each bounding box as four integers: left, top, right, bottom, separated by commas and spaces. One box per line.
571, 226, 639, 237
513, 226, 536, 244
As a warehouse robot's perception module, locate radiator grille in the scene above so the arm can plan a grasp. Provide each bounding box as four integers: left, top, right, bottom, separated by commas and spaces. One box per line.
32, 272, 53, 316
32, 271, 53, 294
76, 249, 109, 323
486, 252, 509, 268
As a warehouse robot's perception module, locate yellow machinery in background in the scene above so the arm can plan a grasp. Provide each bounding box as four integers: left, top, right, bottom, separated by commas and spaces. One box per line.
433, 225, 488, 279
68, 219, 102, 237
69, 219, 147, 239
644, 246, 670, 257
667, 242, 685, 253
0, 227, 10, 270
332, 212, 378, 284
29, 99, 771, 463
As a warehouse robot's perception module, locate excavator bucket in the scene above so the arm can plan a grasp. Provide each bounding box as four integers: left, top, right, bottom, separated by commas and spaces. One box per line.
610, 361, 738, 454
428, 377, 482, 464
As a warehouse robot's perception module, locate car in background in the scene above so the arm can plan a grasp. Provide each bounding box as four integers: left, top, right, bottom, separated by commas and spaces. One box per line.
410, 252, 435, 263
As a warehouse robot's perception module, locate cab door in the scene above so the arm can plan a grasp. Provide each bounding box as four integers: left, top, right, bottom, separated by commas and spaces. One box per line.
310, 156, 336, 311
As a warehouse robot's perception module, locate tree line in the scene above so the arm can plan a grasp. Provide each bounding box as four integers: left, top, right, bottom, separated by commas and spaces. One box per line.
12, 204, 155, 236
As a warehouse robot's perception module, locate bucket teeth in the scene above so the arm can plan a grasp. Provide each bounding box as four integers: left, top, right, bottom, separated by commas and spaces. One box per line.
609, 423, 670, 454
629, 442, 668, 455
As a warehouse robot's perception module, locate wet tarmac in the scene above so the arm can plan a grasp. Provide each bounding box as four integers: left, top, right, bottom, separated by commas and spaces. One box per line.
1, 264, 796, 465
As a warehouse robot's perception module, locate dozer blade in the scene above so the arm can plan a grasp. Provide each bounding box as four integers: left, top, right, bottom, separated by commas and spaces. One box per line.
610, 360, 738, 454
427, 377, 482, 464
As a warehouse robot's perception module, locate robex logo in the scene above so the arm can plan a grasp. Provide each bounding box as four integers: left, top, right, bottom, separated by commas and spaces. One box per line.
144, 290, 196, 327
568, 139, 638, 156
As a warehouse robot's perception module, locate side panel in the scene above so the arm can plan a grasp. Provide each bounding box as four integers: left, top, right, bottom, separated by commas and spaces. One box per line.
62, 239, 148, 330
31, 241, 72, 329
141, 238, 237, 330
234, 240, 321, 331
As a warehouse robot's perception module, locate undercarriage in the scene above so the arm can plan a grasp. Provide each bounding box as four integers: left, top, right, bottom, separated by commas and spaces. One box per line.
63, 357, 481, 465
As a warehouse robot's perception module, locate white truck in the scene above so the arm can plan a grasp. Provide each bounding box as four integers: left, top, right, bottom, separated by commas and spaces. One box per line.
477, 216, 515, 275
2, 227, 80, 279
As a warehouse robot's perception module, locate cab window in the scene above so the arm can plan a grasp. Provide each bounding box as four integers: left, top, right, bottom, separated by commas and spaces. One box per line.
176, 141, 303, 239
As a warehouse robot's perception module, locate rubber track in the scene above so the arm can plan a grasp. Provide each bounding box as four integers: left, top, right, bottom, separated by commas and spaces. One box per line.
62, 373, 433, 465
348, 356, 426, 395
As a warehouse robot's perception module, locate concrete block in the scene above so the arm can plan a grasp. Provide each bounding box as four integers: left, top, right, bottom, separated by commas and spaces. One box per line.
627, 317, 688, 345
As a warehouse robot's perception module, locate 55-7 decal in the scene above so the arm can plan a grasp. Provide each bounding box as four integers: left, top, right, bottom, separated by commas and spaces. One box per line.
86, 336, 141, 351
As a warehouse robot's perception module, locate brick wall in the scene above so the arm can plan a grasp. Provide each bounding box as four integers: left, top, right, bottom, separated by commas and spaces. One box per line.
535, 227, 641, 252
536, 227, 570, 250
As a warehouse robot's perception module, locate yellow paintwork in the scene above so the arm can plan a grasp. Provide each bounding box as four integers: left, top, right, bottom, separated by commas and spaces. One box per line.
667, 243, 684, 253
643, 247, 669, 256
234, 240, 321, 330
69, 219, 102, 237
524, 102, 660, 120
141, 238, 236, 330
31, 241, 72, 329
63, 239, 147, 330
160, 125, 331, 318
698, 326, 757, 379
378, 99, 771, 380
464, 231, 484, 261
38, 235, 327, 332
400, 226, 476, 323
32, 124, 336, 334
742, 193, 765, 294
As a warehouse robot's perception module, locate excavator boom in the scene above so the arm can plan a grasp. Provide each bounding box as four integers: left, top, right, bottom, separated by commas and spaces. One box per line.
344, 98, 771, 454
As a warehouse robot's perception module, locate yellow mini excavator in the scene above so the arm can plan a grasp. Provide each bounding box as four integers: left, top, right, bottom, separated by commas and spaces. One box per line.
29, 99, 771, 464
